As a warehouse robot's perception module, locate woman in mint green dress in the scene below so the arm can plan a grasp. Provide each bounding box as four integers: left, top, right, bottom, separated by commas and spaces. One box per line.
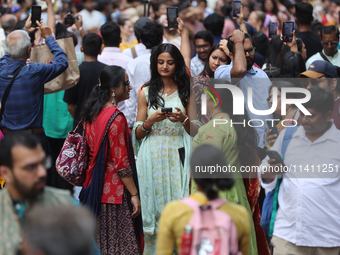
132, 43, 199, 254
191, 85, 264, 255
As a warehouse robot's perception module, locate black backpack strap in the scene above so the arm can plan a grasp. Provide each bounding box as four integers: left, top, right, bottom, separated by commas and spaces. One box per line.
0, 65, 24, 122
319, 51, 331, 63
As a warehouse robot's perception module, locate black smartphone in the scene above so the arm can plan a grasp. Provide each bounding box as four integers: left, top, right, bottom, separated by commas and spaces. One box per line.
64, 13, 75, 25
31, 5, 41, 28
266, 120, 279, 136
167, 7, 178, 29
161, 107, 172, 113
282, 21, 294, 42
266, 150, 285, 166
232, 0, 241, 18
269, 22, 277, 38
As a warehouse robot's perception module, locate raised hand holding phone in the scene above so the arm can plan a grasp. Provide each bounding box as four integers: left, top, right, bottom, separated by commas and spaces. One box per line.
281, 29, 298, 52
24, 13, 38, 33
37, 21, 52, 39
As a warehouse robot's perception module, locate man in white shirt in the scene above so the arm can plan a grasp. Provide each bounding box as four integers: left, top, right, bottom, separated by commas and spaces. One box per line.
123, 17, 150, 59
259, 87, 340, 255
123, 21, 164, 128
79, 0, 104, 33
190, 30, 214, 77
305, 25, 340, 69
98, 21, 132, 112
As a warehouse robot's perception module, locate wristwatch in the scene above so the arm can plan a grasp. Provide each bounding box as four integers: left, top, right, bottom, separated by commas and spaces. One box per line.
182, 116, 189, 126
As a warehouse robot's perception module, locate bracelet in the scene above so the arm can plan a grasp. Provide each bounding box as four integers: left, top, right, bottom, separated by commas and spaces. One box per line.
131, 193, 138, 197
79, 27, 83, 32
141, 122, 151, 132
234, 41, 243, 44
182, 116, 189, 126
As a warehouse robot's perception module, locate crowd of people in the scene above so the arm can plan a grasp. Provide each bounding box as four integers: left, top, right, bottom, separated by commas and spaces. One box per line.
0, 0, 340, 254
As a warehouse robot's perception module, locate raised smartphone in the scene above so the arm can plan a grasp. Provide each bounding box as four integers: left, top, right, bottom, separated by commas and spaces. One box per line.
161, 107, 172, 113
269, 22, 277, 38
31, 5, 41, 27
282, 21, 294, 42
167, 7, 178, 29
232, 0, 241, 17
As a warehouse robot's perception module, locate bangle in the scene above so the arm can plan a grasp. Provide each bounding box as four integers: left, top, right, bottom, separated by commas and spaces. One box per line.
182, 116, 189, 126
234, 41, 243, 44
141, 122, 151, 132
131, 193, 138, 197
79, 27, 83, 32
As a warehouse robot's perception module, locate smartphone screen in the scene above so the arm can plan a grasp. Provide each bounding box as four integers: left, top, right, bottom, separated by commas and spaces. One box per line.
232, 0, 241, 17
31, 5, 41, 27
282, 21, 294, 42
167, 7, 178, 29
269, 22, 277, 38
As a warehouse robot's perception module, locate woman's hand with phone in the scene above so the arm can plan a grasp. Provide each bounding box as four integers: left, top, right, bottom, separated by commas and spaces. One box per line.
166, 107, 186, 123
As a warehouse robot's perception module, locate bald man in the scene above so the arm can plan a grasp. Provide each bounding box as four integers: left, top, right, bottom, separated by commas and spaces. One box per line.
0, 14, 18, 35
0, 14, 68, 186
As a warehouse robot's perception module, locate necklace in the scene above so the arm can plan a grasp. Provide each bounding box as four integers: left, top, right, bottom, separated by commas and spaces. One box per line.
162, 82, 177, 96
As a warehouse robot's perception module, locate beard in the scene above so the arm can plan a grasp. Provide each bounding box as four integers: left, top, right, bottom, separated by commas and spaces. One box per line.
12, 174, 46, 200
246, 57, 255, 70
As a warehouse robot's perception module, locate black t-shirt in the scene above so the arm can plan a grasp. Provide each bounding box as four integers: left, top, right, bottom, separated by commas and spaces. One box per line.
295, 31, 322, 59
64, 60, 107, 128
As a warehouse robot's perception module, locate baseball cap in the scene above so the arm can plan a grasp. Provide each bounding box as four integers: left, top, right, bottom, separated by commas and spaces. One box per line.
298, 60, 339, 78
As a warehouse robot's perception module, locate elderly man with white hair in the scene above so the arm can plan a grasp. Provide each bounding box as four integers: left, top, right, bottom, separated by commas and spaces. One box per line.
0, 14, 68, 184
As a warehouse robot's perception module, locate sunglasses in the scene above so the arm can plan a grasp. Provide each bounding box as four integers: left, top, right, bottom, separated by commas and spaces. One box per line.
322, 41, 338, 46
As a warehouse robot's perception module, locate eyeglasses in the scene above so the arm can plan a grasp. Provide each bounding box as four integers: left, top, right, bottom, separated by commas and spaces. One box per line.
245, 47, 256, 55
322, 41, 338, 46
196, 44, 210, 50
123, 80, 130, 87
301, 77, 327, 88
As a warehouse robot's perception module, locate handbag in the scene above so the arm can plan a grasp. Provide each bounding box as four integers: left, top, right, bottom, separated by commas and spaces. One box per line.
260, 125, 298, 238
0, 65, 24, 122
56, 118, 88, 186
30, 37, 80, 94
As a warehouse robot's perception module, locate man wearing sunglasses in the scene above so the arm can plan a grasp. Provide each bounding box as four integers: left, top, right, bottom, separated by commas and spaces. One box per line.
305, 25, 340, 70
299, 60, 340, 129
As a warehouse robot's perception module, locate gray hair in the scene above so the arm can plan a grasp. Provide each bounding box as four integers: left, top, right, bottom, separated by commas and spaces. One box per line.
5, 30, 31, 59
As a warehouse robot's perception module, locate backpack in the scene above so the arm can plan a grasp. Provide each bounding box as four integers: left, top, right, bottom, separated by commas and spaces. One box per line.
181, 197, 242, 255
260, 125, 299, 238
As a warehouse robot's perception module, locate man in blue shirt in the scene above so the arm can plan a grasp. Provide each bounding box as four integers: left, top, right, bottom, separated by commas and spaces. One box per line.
0, 17, 68, 154
215, 29, 272, 159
